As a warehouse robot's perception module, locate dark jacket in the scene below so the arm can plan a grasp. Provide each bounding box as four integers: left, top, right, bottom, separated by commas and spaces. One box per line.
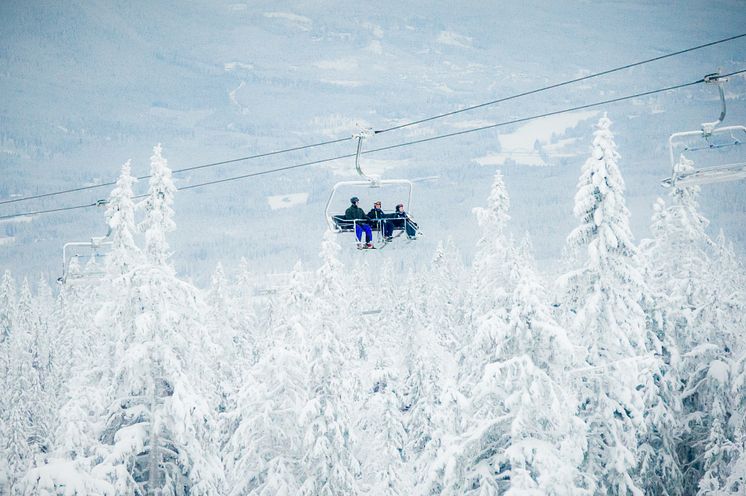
367, 207, 389, 227
394, 209, 418, 228
345, 204, 368, 222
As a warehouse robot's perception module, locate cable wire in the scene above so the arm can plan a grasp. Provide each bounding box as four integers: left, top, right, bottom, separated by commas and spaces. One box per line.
0, 136, 353, 206
374, 33, 746, 134
4, 71, 743, 222
2, 33, 744, 209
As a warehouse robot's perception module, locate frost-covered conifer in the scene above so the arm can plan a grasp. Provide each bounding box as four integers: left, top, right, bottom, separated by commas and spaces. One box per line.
460, 169, 515, 389
138, 144, 176, 268
559, 114, 647, 495
106, 160, 141, 276
403, 352, 444, 492
356, 361, 407, 495
695, 359, 737, 496
298, 231, 361, 495
0, 270, 16, 398
428, 238, 467, 346
470, 169, 512, 321
443, 243, 585, 495
94, 179, 224, 493
92, 265, 224, 495
642, 155, 746, 492
223, 259, 314, 495
1, 280, 43, 492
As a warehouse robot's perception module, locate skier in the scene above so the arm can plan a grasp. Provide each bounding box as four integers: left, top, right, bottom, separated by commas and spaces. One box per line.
345, 197, 373, 248
393, 203, 418, 239
368, 200, 394, 240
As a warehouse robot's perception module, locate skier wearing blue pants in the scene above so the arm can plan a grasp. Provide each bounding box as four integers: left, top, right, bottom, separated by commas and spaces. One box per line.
345, 197, 373, 248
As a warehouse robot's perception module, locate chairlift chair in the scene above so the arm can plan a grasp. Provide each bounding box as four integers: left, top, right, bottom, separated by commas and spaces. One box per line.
325, 129, 414, 244
59, 235, 112, 284
662, 72, 746, 187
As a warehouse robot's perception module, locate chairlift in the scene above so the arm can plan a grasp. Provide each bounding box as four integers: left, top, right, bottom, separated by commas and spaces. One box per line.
662, 72, 746, 187
325, 129, 415, 246
58, 232, 112, 284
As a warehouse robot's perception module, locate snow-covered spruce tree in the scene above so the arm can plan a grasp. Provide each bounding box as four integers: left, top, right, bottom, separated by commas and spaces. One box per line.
402, 328, 446, 493
298, 230, 361, 495
0, 270, 16, 419
106, 160, 142, 277
356, 359, 407, 495
459, 168, 515, 390
441, 239, 586, 495
469, 168, 512, 322
17, 279, 55, 457
88, 146, 224, 495
696, 361, 737, 496
223, 261, 313, 495
206, 262, 244, 415
0, 276, 30, 494
635, 283, 685, 496
642, 155, 746, 492
558, 114, 647, 495
427, 238, 467, 348
138, 143, 177, 269
24, 158, 151, 496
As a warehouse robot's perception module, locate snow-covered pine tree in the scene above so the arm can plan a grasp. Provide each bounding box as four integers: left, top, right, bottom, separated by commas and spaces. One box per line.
427, 238, 467, 348
206, 262, 243, 415
642, 155, 746, 492
298, 231, 361, 495
89, 153, 225, 494
442, 239, 586, 495
470, 169, 511, 323
635, 288, 685, 496
559, 113, 647, 495
356, 360, 407, 495
402, 337, 445, 493
106, 160, 141, 277
0, 270, 16, 424
223, 261, 313, 494
138, 143, 176, 269
1, 279, 53, 493
696, 361, 736, 496
459, 168, 515, 390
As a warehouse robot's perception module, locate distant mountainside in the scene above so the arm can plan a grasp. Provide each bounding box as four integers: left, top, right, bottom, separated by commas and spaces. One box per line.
1, 0, 745, 283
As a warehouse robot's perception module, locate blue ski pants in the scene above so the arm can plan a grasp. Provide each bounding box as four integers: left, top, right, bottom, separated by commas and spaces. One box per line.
356, 224, 373, 243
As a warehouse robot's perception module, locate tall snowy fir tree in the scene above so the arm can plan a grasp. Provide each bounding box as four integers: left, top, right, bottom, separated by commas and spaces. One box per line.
222, 260, 313, 495
641, 154, 746, 492
559, 114, 648, 495
298, 231, 361, 496
435, 170, 587, 495
138, 143, 177, 269
106, 160, 142, 277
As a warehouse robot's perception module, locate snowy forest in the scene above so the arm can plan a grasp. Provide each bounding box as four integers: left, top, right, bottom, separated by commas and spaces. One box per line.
1, 114, 745, 495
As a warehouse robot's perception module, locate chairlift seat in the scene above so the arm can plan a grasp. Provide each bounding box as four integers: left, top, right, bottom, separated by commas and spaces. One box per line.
331, 215, 356, 232
330, 213, 415, 235
662, 161, 746, 187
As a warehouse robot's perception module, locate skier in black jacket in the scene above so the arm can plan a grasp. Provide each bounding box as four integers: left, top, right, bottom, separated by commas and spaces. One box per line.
393, 203, 418, 239
367, 201, 394, 240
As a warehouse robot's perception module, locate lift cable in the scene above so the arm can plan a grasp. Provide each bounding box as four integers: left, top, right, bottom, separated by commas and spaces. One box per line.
2, 33, 744, 209
1, 69, 744, 222
373, 32, 746, 134
0, 136, 353, 207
